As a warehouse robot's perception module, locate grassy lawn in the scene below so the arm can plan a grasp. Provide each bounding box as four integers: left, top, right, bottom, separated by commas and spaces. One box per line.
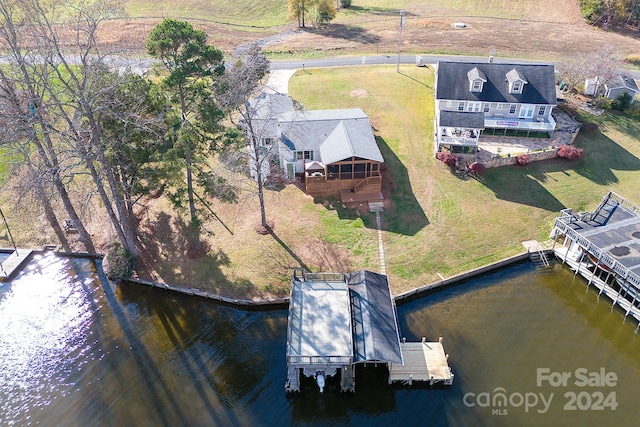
2, 63, 639, 299
289, 65, 640, 294
125, 0, 288, 27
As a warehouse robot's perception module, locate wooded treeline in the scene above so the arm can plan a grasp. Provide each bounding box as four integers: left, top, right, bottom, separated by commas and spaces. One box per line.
0, 0, 270, 278
579, 0, 640, 30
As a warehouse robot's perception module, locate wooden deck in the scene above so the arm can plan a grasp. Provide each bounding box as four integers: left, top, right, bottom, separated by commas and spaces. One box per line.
339, 190, 383, 203
388, 339, 453, 385
0, 249, 33, 281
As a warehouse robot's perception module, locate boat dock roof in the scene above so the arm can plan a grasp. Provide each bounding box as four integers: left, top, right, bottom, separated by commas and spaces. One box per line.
347, 270, 403, 364
286, 270, 404, 366
286, 273, 353, 364
556, 192, 640, 281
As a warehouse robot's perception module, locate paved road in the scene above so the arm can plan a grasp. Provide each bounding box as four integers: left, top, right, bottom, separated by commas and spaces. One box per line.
271, 54, 555, 70
270, 54, 640, 80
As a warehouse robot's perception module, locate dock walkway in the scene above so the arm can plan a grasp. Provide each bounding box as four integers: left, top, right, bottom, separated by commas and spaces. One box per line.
389, 338, 453, 386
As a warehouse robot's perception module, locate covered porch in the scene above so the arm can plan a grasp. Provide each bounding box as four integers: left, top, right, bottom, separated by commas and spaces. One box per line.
304, 157, 383, 201
436, 111, 484, 153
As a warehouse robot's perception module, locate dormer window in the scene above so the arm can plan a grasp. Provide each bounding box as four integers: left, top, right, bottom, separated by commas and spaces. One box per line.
506, 68, 527, 94
467, 67, 487, 93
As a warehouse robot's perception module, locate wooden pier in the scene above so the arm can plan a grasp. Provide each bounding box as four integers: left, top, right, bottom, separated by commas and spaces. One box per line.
389, 338, 454, 386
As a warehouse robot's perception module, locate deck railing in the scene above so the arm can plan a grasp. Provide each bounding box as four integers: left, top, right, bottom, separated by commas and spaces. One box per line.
353, 176, 382, 193
292, 269, 345, 283
553, 216, 640, 292
286, 355, 352, 365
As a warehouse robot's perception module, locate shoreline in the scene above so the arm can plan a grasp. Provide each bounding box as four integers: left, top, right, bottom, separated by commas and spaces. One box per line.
2, 246, 548, 308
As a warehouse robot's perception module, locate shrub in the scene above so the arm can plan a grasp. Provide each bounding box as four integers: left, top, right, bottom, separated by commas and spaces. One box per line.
593, 96, 613, 110
626, 102, 640, 119
103, 242, 134, 281
516, 154, 531, 166
436, 152, 457, 168
468, 162, 485, 175
612, 92, 632, 112
557, 144, 584, 160
340, 0, 352, 7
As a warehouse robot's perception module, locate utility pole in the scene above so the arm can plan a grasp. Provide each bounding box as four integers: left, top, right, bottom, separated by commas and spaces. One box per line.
397, 10, 405, 73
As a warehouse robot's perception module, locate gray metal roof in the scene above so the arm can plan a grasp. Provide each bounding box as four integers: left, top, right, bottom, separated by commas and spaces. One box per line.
286, 277, 353, 361
436, 61, 557, 105
347, 270, 403, 365
279, 109, 384, 164
439, 111, 485, 129
286, 270, 403, 366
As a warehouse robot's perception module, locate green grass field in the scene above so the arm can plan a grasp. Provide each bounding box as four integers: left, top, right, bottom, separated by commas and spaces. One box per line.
289, 65, 640, 292
125, 0, 288, 27
122, 0, 568, 28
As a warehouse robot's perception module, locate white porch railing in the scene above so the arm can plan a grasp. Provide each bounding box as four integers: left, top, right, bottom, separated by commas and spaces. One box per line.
484, 114, 556, 131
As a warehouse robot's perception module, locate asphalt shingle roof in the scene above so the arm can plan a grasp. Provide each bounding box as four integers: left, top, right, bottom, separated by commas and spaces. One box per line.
436, 61, 557, 105
279, 109, 384, 163
439, 111, 485, 128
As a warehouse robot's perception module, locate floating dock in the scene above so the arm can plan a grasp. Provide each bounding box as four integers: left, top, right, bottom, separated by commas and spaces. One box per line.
285, 269, 453, 392
389, 338, 454, 386
550, 191, 640, 328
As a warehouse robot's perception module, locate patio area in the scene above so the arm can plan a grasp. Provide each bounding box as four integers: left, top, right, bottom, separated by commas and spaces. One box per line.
476, 108, 581, 162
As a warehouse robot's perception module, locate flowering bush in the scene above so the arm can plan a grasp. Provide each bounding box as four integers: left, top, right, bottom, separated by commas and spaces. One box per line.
468, 162, 486, 175
516, 154, 531, 166
557, 144, 584, 159
436, 152, 457, 167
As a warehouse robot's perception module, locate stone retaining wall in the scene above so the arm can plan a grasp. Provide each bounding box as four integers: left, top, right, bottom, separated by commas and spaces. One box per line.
483, 148, 559, 168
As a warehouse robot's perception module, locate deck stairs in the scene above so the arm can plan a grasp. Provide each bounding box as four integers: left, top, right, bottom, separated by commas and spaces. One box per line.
353, 176, 381, 193
588, 196, 620, 226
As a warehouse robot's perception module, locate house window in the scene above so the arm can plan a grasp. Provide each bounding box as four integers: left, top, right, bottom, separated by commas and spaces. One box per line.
467, 102, 481, 112
497, 103, 503, 110
538, 106, 546, 116
483, 103, 490, 113
512, 81, 522, 93
472, 80, 482, 91
261, 137, 275, 146
458, 101, 465, 111
295, 151, 313, 161
509, 104, 517, 114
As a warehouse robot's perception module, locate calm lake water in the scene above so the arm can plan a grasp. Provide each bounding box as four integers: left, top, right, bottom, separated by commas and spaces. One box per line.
1, 254, 639, 426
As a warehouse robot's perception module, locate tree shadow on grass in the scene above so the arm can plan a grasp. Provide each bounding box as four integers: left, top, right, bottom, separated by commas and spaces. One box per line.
313, 136, 429, 236
478, 163, 566, 212
304, 24, 381, 45
476, 129, 640, 211
136, 212, 260, 298
570, 126, 640, 185
377, 136, 429, 235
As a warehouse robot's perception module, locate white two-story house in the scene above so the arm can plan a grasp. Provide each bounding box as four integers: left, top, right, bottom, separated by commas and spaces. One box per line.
435, 61, 557, 154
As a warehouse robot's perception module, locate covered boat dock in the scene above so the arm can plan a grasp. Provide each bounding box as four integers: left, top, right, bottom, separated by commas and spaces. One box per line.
551, 191, 640, 328
285, 269, 453, 392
